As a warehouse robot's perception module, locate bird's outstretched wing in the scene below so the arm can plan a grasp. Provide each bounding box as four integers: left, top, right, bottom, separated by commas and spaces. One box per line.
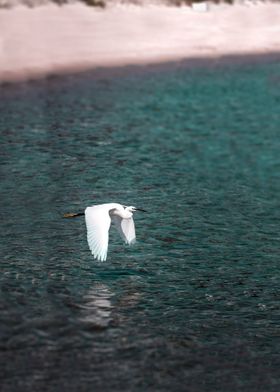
85, 206, 111, 261
111, 215, 136, 245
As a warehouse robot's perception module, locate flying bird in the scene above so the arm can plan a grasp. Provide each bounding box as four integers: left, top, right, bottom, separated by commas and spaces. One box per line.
63, 203, 146, 261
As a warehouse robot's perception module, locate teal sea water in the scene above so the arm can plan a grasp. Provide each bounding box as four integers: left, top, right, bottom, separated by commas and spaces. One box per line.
1, 59, 280, 391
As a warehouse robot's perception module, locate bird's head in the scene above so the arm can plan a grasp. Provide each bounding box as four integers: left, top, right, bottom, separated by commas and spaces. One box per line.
123, 206, 147, 213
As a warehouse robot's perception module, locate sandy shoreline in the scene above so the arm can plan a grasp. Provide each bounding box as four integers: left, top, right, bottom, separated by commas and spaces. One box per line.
0, 2, 280, 82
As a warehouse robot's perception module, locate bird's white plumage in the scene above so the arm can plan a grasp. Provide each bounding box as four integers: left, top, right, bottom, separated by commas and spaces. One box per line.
84, 203, 137, 261
85, 205, 112, 261
111, 215, 136, 245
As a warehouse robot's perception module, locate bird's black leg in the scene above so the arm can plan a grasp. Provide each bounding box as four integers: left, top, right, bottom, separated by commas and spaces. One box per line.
63, 212, 85, 218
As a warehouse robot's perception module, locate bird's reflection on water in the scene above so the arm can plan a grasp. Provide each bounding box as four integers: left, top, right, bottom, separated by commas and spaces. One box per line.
78, 283, 113, 329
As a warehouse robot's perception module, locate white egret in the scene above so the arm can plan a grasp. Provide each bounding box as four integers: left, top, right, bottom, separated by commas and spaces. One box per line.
63, 203, 146, 261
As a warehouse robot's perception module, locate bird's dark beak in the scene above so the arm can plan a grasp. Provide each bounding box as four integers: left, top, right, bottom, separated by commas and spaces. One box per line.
136, 208, 147, 212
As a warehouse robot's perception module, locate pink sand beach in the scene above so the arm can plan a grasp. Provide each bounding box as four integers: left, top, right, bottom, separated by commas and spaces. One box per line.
0, 2, 280, 82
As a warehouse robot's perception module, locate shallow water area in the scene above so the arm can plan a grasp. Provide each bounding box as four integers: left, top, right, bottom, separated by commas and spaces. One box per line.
1, 58, 280, 391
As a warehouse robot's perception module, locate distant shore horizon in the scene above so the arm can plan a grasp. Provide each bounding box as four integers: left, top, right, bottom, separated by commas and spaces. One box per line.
0, 2, 280, 83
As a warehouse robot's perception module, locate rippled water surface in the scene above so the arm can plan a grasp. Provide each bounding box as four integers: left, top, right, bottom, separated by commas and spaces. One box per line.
1, 59, 280, 391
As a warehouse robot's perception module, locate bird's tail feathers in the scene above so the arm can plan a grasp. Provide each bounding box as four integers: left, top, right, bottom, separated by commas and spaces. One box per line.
63, 212, 85, 218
